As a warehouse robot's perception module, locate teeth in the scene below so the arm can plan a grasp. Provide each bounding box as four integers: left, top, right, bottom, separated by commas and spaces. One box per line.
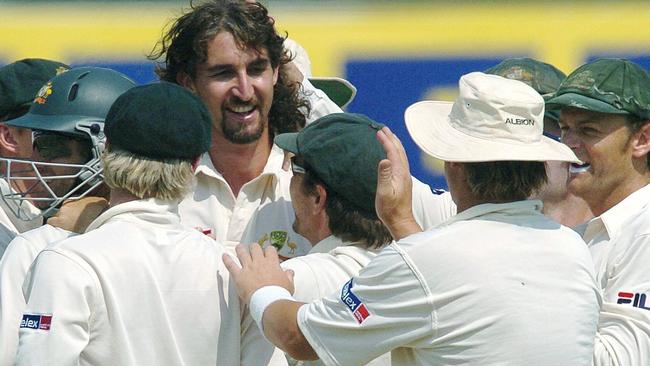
569, 163, 591, 174
229, 105, 254, 113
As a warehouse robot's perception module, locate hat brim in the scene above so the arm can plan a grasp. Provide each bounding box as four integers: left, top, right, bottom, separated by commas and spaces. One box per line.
545, 92, 629, 115
309, 77, 357, 109
404, 101, 580, 163
274, 132, 300, 154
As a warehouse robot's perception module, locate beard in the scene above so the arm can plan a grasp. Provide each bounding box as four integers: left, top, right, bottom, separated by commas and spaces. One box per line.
222, 116, 265, 144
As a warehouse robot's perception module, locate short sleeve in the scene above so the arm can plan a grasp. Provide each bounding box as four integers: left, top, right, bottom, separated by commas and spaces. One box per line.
297, 245, 434, 366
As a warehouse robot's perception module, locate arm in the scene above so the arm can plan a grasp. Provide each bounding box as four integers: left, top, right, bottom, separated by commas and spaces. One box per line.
593, 233, 650, 365
15, 250, 95, 365
375, 127, 422, 240
223, 244, 317, 360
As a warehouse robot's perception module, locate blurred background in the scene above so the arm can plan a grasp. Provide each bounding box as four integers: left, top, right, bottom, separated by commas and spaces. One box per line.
2, 0, 650, 188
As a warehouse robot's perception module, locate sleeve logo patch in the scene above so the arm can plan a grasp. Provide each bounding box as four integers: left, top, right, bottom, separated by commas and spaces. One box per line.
340, 279, 371, 324
617, 292, 650, 311
20, 314, 52, 331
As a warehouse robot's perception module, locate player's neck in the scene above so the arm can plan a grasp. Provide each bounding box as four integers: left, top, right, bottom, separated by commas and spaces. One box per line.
109, 188, 140, 207
208, 131, 273, 197
542, 194, 594, 228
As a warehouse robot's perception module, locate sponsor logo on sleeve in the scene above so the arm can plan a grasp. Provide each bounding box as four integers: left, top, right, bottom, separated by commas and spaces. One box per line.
617, 292, 650, 311
340, 279, 371, 324
20, 314, 53, 331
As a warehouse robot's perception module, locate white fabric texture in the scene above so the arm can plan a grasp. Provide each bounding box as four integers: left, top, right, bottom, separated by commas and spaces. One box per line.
298, 200, 600, 365
15, 198, 280, 366
576, 184, 650, 366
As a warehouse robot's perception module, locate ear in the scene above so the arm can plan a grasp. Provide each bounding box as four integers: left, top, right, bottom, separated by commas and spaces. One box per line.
0, 124, 20, 155
176, 71, 196, 92
312, 183, 328, 214
631, 122, 650, 160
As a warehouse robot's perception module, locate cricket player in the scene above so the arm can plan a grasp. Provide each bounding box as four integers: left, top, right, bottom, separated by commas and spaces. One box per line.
149, 0, 342, 258
546, 58, 650, 366
223, 72, 601, 365
14, 82, 282, 365
0, 66, 135, 366
0, 59, 69, 251
276, 112, 454, 365
485, 57, 593, 227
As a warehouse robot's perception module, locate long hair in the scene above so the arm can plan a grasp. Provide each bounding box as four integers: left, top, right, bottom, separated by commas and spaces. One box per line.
148, 0, 308, 138
464, 161, 547, 202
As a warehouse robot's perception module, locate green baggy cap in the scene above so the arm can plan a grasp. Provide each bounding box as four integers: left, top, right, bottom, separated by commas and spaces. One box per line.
485, 57, 566, 121
274, 113, 386, 215
546, 58, 650, 119
105, 82, 212, 160
0, 58, 69, 118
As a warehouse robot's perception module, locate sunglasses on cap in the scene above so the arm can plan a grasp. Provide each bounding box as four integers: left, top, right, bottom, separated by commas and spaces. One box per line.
290, 156, 307, 175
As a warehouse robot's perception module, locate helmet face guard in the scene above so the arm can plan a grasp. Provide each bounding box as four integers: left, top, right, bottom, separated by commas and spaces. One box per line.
0, 121, 105, 220
0, 67, 135, 220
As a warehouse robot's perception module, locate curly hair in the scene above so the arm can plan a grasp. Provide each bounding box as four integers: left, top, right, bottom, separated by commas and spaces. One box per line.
148, 0, 308, 138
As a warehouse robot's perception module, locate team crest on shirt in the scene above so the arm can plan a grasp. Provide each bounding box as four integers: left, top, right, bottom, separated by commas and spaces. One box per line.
617, 292, 650, 311
340, 279, 371, 324
34, 82, 53, 104
20, 313, 53, 331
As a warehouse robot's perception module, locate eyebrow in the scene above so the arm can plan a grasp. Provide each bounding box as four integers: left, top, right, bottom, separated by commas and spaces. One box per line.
204, 56, 271, 74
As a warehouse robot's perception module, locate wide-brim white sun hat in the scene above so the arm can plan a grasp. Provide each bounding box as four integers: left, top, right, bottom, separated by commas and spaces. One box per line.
405, 72, 580, 163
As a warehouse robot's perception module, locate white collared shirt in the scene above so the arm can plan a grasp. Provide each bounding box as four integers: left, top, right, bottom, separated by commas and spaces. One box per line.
179, 145, 313, 259
576, 184, 650, 366
298, 200, 600, 365
0, 224, 73, 366
15, 198, 281, 366
282, 236, 390, 366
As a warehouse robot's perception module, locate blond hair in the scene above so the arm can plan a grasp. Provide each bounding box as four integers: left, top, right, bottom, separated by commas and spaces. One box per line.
101, 147, 194, 200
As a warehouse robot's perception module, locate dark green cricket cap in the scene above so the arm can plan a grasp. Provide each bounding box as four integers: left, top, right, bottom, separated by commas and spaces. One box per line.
105, 82, 212, 160
546, 58, 650, 119
485, 57, 566, 121
274, 113, 386, 215
0, 58, 69, 118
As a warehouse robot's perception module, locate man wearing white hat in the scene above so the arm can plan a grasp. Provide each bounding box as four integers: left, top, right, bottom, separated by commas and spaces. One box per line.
223, 72, 601, 365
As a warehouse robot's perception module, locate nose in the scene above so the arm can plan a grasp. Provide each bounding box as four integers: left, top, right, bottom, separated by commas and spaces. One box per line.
232, 73, 254, 101
561, 128, 580, 150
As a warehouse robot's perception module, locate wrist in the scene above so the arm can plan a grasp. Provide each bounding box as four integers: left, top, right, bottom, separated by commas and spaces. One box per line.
249, 285, 295, 332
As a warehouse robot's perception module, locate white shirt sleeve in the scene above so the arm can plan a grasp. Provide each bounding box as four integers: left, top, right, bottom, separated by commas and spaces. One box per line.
301, 78, 342, 125
411, 177, 456, 231
0, 235, 47, 366
297, 245, 434, 366
14, 250, 96, 365
593, 234, 650, 366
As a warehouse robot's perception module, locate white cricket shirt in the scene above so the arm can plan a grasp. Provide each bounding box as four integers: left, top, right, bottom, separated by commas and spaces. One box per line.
15, 198, 278, 366
298, 200, 600, 365
577, 184, 650, 366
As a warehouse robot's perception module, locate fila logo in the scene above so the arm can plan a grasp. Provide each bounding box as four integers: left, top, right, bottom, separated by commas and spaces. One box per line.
617, 292, 650, 311
340, 279, 371, 324
20, 314, 53, 331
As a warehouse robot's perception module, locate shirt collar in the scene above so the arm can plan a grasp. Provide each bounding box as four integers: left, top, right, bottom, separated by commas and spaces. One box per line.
596, 183, 650, 238
309, 235, 343, 254
86, 197, 180, 232
194, 145, 287, 188
441, 199, 543, 227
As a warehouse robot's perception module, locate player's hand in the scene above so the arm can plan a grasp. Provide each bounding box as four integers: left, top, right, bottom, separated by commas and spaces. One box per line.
376, 127, 422, 240
223, 243, 294, 305
47, 196, 109, 233
282, 151, 295, 171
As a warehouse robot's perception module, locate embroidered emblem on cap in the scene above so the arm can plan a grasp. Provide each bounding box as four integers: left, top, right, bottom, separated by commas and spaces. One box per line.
20, 313, 53, 331
340, 278, 371, 324
34, 82, 53, 105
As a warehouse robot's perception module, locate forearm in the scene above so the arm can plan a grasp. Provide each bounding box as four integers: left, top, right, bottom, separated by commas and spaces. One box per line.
263, 300, 318, 361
